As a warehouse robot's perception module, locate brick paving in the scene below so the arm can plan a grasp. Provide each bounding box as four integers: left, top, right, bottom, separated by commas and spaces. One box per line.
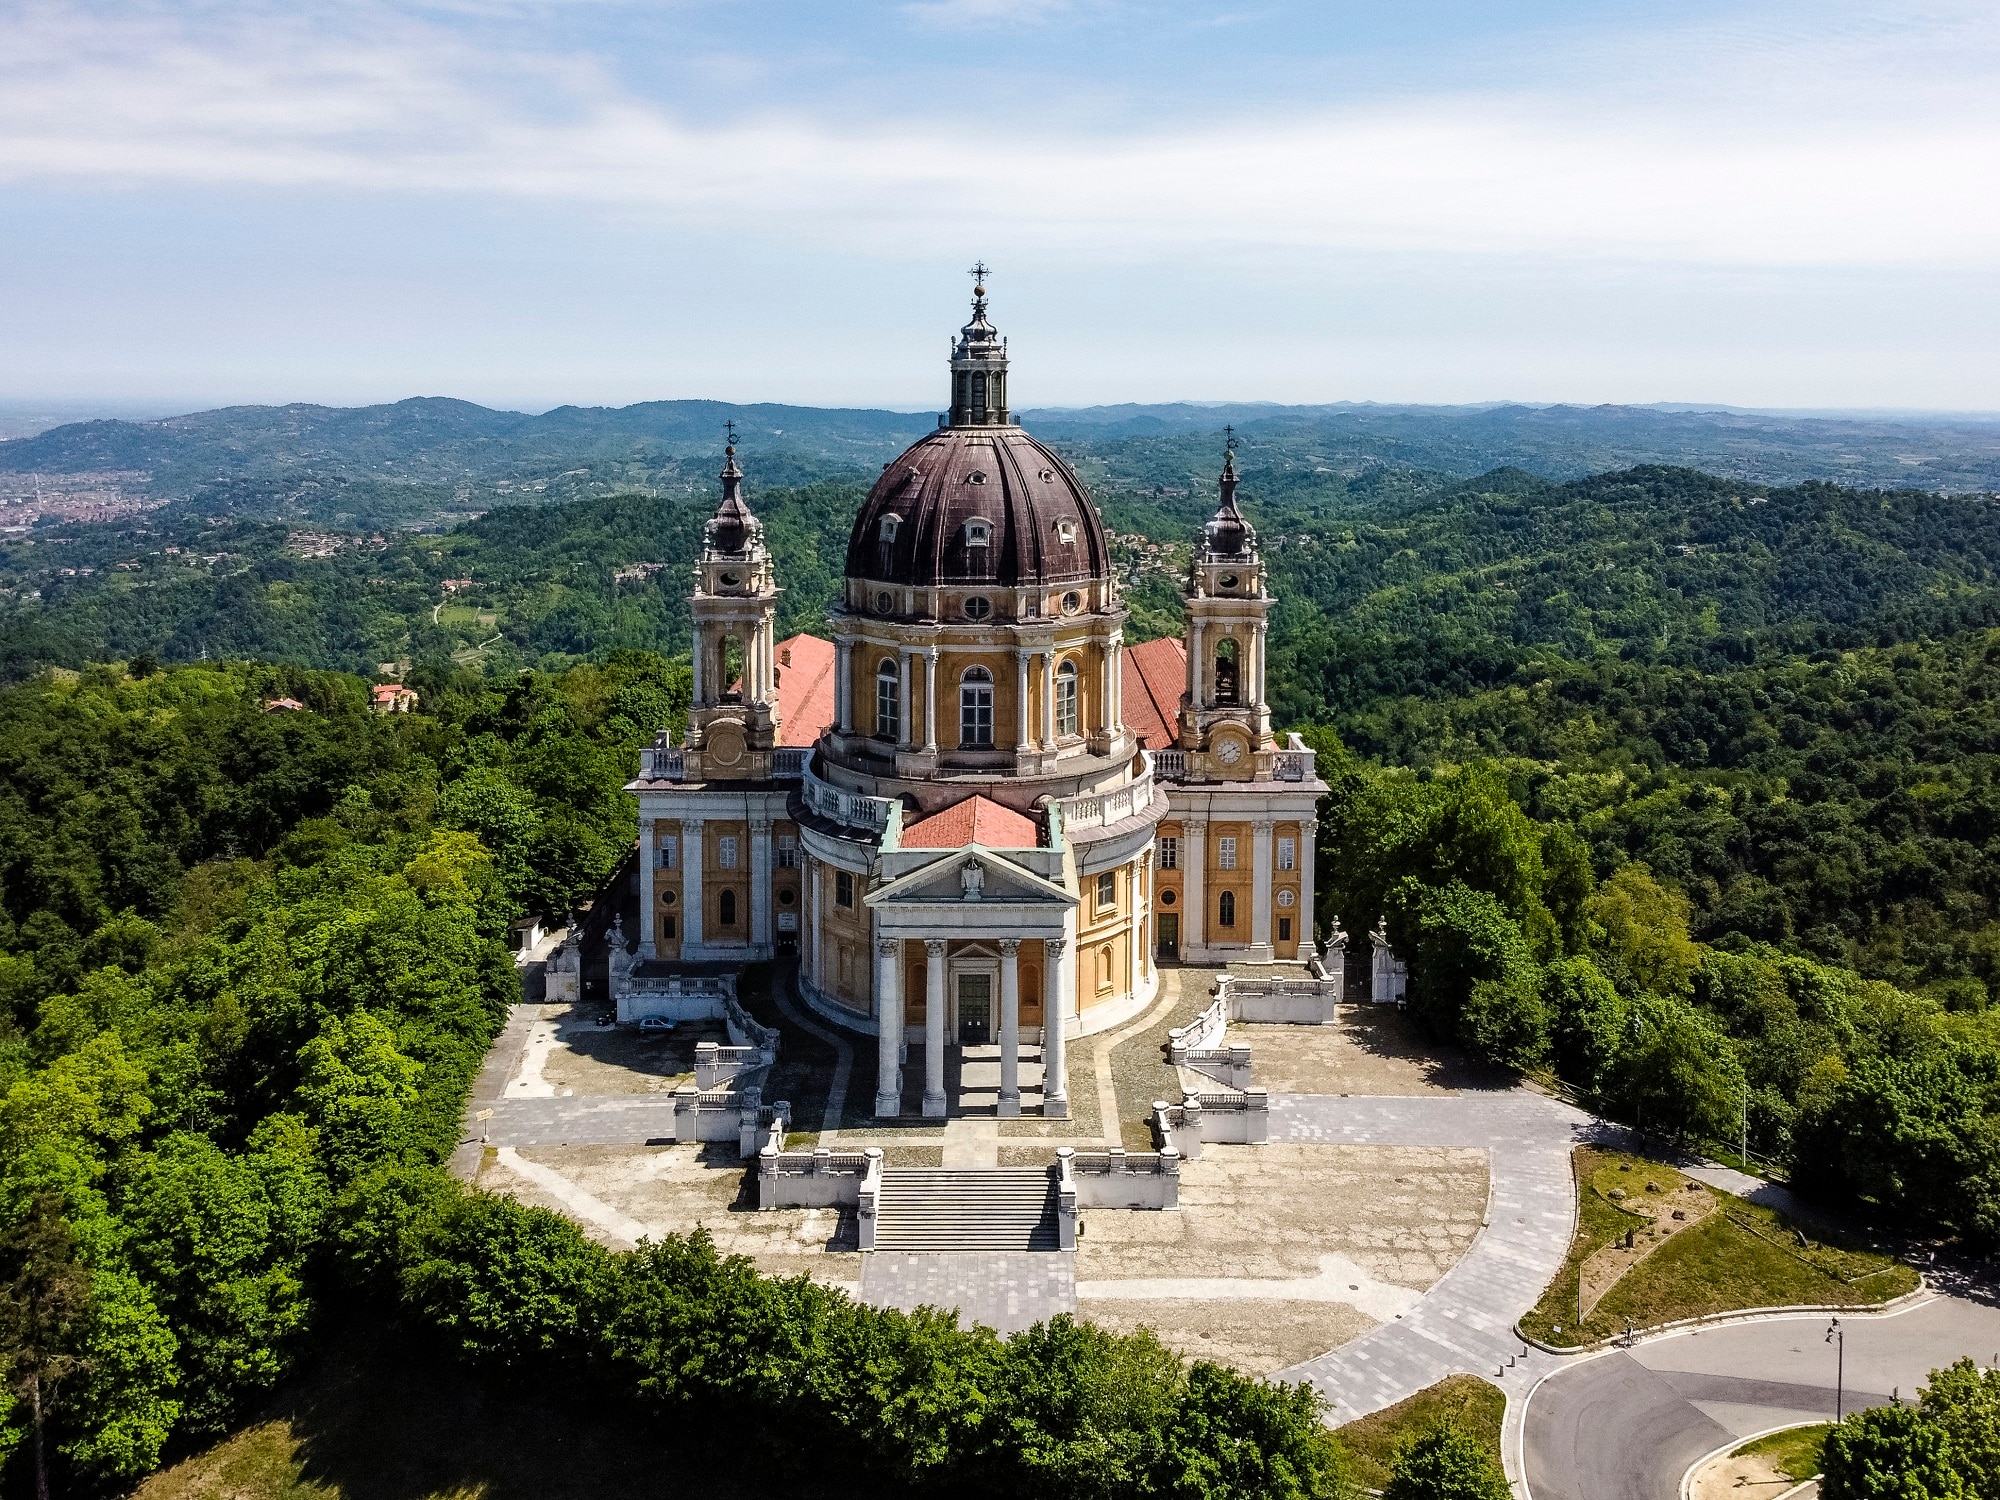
860, 1250, 1078, 1334
474, 1095, 679, 1146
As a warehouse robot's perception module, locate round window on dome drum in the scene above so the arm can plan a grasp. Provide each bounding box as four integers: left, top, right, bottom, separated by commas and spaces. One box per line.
1061, 590, 1082, 614
963, 596, 991, 621
876, 591, 894, 615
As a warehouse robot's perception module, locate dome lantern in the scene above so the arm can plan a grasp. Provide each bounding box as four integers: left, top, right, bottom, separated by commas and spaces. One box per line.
949, 261, 1009, 428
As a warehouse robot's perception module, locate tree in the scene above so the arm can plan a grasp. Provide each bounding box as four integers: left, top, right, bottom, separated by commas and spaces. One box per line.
1820, 1403, 1964, 1500
1588, 865, 1701, 998
1383, 1423, 1510, 1500
1608, 997, 1744, 1142
1544, 956, 1627, 1092
0, 1198, 92, 1500
1919, 1360, 2000, 1500
1391, 880, 1547, 1066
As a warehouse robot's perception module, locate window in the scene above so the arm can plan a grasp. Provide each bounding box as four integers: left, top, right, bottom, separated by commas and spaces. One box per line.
1217, 836, 1238, 870
1097, 871, 1116, 910
777, 835, 799, 870
880, 514, 900, 543
1056, 658, 1079, 737
661, 914, 675, 938
876, 659, 900, 740
1219, 890, 1236, 927
1097, 947, 1113, 992
1278, 917, 1292, 942
719, 889, 737, 926
718, 835, 738, 870
1061, 590, 1081, 614
1278, 837, 1296, 871
835, 870, 854, 907
1215, 637, 1240, 705
963, 595, 991, 621
966, 519, 991, 546
960, 666, 994, 747
1056, 519, 1076, 545
656, 836, 676, 869
1157, 836, 1180, 870
1278, 887, 1296, 908
876, 590, 894, 615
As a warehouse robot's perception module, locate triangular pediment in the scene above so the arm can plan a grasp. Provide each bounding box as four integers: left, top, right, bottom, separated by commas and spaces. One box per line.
866, 845, 1076, 909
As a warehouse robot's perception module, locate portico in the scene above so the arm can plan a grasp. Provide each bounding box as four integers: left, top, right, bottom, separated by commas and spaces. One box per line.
866, 845, 1076, 1119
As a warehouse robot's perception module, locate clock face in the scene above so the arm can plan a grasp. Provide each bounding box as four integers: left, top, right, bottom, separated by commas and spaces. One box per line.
1215, 739, 1244, 766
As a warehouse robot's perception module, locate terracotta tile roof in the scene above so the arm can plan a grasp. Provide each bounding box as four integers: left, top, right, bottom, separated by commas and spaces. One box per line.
1122, 636, 1186, 751
774, 634, 837, 748
901, 794, 1040, 849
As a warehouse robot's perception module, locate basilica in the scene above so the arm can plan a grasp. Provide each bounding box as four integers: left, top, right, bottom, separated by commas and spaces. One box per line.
625, 278, 1326, 1120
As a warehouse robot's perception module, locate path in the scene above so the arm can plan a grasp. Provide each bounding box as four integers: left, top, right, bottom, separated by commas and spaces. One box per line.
1269, 1092, 1598, 1423
1522, 1293, 2000, 1500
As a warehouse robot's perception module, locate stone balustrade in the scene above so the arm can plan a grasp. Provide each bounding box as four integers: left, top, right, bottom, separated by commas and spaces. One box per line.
801, 760, 898, 834
695, 1041, 763, 1090
1184, 1087, 1269, 1144
757, 1144, 881, 1211
671, 1085, 789, 1158
1053, 762, 1158, 834
1058, 1144, 1181, 1211
857, 1151, 885, 1249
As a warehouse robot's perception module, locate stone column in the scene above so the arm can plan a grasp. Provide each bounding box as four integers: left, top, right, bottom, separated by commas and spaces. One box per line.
1183, 819, 1206, 955
638, 816, 657, 958
1298, 817, 1319, 958
1042, 937, 1069, 1118
1108, 635, 1124, 739
835, 639, 853, 733
1126, 857, 1142, 991
1015, 649, 1033, 750
1251, 819, 1275, 961
874, 937, 903, 1116
1100, 639, 1117, 740
749, 815, 773, 951
922, 649, 938, 753
803, 854, 820, 992
1251, 621, 1268, 716
923, 939, 948, 1118
1041, 647, 1057, 749
682, 817, 705, 954
998, 938, 1021, 1117
1187, 619, 1204, 709
898, 649, 915, 751
691, 631, 706, 704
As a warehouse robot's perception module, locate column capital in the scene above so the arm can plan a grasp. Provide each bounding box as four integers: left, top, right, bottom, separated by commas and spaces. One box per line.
1184, 818, 1208, 836
877, 937, 900, 956
998, 937, 1020, 956
683, 814, 706, 830
1252, 818, 1275, 833
924, 938, 948, 958
1043, 937, 1066, 958
750, 815, 773, 834
923, 646, 939, 662
1300, 817, 1319, 837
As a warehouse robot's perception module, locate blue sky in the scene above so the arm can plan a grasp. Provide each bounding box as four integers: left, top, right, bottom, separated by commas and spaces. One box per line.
3, 0, 1997, 413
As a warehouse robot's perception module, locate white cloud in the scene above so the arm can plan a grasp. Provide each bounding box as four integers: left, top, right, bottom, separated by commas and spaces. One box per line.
3, 0, 1998, 273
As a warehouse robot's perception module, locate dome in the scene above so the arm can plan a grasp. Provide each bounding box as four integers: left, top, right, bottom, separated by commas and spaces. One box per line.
844, 425, 1113, 590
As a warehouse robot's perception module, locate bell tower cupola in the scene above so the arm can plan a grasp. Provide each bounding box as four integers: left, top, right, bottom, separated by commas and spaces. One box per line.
687, 425, 783, 777
1178, 432, 1273, 770
947, 261, 1010, 428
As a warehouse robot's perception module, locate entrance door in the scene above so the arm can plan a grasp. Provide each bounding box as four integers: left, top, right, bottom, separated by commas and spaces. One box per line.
957, 973, 993, 1045
1157, 913, 1180, 962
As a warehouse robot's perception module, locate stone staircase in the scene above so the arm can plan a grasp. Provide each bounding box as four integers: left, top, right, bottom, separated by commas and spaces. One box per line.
872, 1168, 1061, 1252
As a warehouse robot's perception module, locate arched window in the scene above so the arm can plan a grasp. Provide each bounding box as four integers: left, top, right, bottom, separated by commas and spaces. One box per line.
1218, 890, 1236, 927
879, 513, 901, 543
719, 889, 737, 926
1056, 658, 1079, 737
971, 370, 988, 416
1097, 946, 1113, 991
960, 666, 994, 748
722, 635, 746, 702
965, 519, 992, 548
1214, 637, 1239, 706
875, 659, 900, 741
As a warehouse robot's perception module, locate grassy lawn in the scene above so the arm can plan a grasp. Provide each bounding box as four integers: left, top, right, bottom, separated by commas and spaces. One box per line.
1735, 1424, 1830, 1483
1521, 1148, 1918, 1347
1333, 1375, 1505, 1492
134, 1326, 868, 1500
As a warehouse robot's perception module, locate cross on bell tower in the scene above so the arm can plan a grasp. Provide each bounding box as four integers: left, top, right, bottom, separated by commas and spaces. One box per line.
949, 261, 1009, 427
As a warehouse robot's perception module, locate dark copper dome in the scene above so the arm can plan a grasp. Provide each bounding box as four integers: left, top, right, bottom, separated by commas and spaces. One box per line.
844, 425, 1112, 589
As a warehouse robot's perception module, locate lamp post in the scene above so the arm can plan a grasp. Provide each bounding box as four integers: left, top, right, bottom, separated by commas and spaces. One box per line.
1827, 1318, 1845, 1422
1741, 1077, 1749, 1169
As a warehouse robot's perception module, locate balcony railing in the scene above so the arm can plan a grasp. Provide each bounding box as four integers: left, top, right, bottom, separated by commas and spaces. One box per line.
641, 742, 686, 781
1149, 739, 1317, 785
773, 747, 808, 778
1054, 760, 1157, 833
801, 761, 898, 835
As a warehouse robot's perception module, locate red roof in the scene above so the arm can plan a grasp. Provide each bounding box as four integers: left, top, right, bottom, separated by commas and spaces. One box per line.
774, 634, 837, 748
902, 795, 1040, 849
1121, 636, 1186, 751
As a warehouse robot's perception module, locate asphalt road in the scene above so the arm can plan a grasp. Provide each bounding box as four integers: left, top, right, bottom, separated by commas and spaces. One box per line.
1523, 1293, 2000, 1500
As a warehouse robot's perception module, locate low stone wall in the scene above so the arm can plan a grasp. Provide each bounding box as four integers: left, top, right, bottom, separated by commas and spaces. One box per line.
1216, 971, 1340, 1027
619, 973, 736, 1024
757, 1144, 881, 1211
696, 1041, 764, 1090
858, 1152, 885, 1249
1186, 1088, 1269, 1145
1061, 1145, 1181, 1211
672, 1085, 789, 1157
1181, 1044, 1253, 1090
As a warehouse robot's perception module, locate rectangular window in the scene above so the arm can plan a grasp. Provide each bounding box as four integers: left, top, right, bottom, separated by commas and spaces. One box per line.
836, 870, 854, 908
661, 914, 676, 939
718, 835, 738, 870
876, 670, 900, 740
1278, 916, 1292, 942
961, 679, 994, 747
1217, 836, 1238, 871
776, 835, 799, 870
1278, 837, 1295, 871
1056, 668, 1079, 737
1097, 871, 1116, 910
1157, 836, 1179, 870
656, 836, 676, 870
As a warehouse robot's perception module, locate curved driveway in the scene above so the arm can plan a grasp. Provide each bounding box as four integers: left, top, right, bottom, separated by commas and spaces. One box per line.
1522, 1294, 2000, 1500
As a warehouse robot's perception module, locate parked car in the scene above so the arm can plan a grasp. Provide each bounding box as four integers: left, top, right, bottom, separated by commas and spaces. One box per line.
636, 1015, 676, 1033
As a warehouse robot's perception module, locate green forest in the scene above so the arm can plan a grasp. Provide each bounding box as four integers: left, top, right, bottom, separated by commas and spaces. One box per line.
4, 445, 2000, 1492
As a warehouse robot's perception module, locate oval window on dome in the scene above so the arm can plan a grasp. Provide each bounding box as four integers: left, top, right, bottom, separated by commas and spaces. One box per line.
1061, 590, 1082, 615
968, 470, 988, 485
1038, 468, 1056, 483
876, 591, 894, 615
963, 596, 992, 621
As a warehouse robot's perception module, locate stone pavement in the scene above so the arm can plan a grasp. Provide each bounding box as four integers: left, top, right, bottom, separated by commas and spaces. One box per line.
860, 1251, 1078, 1334
1269, 1092, 1600, 1423
473, 1095, 679, 1145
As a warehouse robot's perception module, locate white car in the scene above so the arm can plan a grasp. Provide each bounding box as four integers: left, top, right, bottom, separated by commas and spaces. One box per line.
636, 1015, 677, 1033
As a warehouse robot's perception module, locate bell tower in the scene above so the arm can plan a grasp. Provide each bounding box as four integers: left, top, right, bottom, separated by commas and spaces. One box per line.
687, 429, 782, 779
1178, 436, 1272, 774
948, 261, 1010, 427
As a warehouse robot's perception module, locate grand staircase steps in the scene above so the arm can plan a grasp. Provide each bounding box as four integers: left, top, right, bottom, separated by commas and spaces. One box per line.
872, 1167, 1060, 1253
